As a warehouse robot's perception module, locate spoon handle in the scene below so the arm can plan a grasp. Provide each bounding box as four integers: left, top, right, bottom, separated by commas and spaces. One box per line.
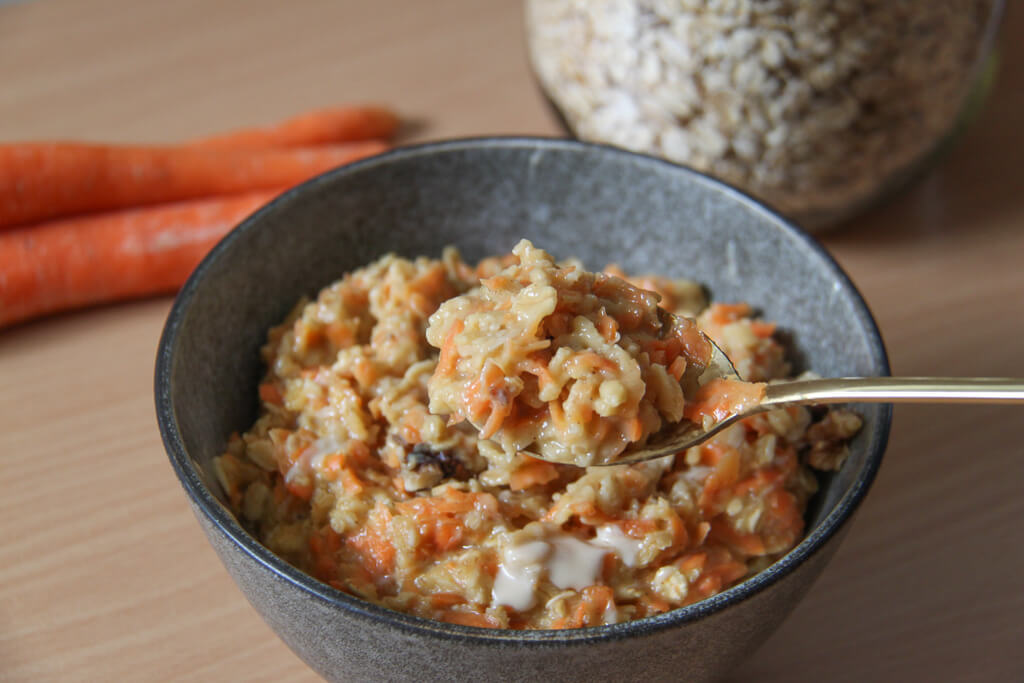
763, 377, 1024, 407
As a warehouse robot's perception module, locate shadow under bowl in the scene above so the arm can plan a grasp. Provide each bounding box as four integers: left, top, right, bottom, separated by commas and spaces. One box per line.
155, 137, 890, 683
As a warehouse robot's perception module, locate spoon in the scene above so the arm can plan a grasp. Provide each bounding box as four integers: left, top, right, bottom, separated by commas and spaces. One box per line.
602, 334, 1024, 466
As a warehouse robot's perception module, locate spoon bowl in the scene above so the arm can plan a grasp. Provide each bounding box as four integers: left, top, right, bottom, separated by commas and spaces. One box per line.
605, 326, 1024, 466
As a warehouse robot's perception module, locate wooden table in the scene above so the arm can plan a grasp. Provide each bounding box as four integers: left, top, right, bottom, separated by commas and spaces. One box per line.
1, 1, 1021, 680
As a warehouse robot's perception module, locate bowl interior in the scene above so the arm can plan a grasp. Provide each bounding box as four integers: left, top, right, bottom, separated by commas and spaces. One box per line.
157, 137, 889, 631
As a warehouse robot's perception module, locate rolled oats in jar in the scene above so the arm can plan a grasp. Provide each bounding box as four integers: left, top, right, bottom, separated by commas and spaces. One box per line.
525, 0, 1003, 229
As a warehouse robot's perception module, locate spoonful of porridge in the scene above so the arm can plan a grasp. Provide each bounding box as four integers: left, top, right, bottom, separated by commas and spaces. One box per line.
425, 240, 1024, 467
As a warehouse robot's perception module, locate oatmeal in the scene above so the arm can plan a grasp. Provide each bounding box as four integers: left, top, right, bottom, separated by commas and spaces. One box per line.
426, 240, 713, 467
214, 240, 861, 629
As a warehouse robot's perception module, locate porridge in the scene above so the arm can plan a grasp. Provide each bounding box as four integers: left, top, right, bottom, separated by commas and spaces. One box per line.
215, 239, 860, 629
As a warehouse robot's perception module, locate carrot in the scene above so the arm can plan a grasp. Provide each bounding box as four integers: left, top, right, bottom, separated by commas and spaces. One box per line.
520, 354, 555, 394
597, 313, 619, 343
346, 504, 396, 575
668, 356, 687, 382
684, 378, 767, 423
309, 527, 342, 582
508, 457, 559, 491
639, 593, 671, 616
564, 585, 616, 628
709, 302, 752, 326
699, 446, 741, 514
189, 106, 400, 148
439, 610, 501, 629
625, 415, 644, 442
0, 190, 277, 328
258, 382, 284, 406
395, 489, 499, 557
749, 321, 776, 338
0, 140, 387, 229
709, 520, 767, 556
436, 319, 464, 378
429, 592, 465, 609
285, 478, 313, 501
548, 400, 568, 434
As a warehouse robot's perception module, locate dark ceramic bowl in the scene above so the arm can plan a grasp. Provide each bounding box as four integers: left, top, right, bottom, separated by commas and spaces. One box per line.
155, 138, 890, 683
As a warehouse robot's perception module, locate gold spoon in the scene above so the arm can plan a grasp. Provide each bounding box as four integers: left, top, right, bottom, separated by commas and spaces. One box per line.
603, 331, 1024, 466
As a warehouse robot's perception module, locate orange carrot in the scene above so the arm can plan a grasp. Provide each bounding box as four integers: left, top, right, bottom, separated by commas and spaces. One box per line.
0, 140, 387, 229
684, 378, 767, 423
429, 592, 466, 609
258, 382, 284, 406
189, 106, 400, 148
709, 302, 752, 326
439, 610, 501, 629
565, 585, 616, 628
699, 446, 741, 514
346, 505, 396, 575
285, 478, 314, 501
0, 190, 277, 328
749, 321, 777, 338
436, 319, 464, 377
508, 457, 559, 491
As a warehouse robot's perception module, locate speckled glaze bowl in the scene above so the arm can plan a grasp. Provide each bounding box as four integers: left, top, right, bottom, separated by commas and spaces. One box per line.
155, 138, 890, 683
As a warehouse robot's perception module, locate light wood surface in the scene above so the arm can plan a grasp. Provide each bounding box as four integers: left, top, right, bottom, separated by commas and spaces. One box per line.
1, 1, 1021, 681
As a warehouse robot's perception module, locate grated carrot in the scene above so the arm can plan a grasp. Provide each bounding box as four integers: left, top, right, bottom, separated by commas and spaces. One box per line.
668, 356, 688, 381
509, 457, 560, 491
285, 478, 313, 501
699, 446, 741, 514
430, 592, 466, 609
436, 319, 464, 378
258, 382, 284, 405
440, 610, 501, 629
749, 321, 776, 338
346, 504, 396, 575
625, 415, 644, 442
684, 378, 767, 423
597, 313, 619, 343
709, 302, 752, 326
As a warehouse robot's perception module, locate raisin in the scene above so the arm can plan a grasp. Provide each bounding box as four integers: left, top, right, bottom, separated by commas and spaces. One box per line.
407, 443, 470, 481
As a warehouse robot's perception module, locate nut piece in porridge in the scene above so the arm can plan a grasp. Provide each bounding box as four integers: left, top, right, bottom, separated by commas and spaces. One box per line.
425, 239, 713, 467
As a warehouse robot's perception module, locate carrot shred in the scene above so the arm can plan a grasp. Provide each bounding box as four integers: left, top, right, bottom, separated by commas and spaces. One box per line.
285, 478, 313, 501
625, 415, 644, 442
439, 610, 501, 629
710, 520, 767, 556
709, 302, 752, 326
508, 457, 559, 491
684, 378, 767, 423
258, 382, 284, 406
749, 321, 777, 338
436, 319, 464, 378
668, 357, 688, 382
346, 504, 396, 575
699, 446, 741, 514
429, 592, 466, 609
597, 314, 619, 342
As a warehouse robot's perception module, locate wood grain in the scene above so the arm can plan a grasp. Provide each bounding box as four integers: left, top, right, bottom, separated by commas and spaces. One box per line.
0, 1, 1021, 681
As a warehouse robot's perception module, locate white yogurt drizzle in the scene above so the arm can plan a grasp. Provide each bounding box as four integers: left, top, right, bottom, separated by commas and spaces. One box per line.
492, 524, 645, 610
547, 534, 607, 590
492, 540, 549, 612
592, 524, 645, 568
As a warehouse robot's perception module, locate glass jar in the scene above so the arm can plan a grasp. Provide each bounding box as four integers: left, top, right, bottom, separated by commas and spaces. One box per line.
526, 0, 1005, 230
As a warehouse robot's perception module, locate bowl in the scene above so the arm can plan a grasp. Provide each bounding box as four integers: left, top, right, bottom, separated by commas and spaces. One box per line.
155, 138, 891, 682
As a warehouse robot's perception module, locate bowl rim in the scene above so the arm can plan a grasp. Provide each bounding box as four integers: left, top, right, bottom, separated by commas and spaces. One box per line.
155, 135, 891, 644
